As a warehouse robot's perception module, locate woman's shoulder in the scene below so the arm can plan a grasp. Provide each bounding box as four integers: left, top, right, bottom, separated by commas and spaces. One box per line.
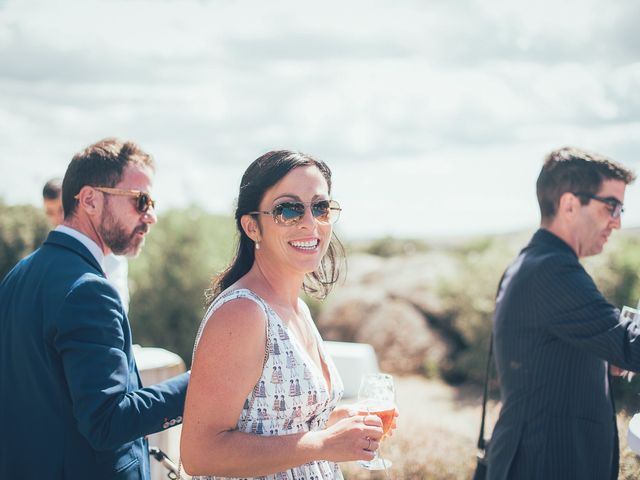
195, 289, 270, 348
190, 290, 272, 387
207, 289, 269, 325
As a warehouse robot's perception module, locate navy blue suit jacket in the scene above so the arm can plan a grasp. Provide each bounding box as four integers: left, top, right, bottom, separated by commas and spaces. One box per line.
487, 229, 640, 480
0, 231, 189, 479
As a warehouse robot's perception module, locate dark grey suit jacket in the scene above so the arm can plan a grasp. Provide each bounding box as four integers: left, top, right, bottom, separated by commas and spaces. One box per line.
487, 229, 640, 480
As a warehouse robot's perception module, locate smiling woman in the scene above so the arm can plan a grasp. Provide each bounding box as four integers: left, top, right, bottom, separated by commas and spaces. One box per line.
179, 150, 389, 480
206, 151, 345, 302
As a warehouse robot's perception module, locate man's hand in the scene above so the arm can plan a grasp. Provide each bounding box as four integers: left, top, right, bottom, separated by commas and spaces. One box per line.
611, 365, 635, 381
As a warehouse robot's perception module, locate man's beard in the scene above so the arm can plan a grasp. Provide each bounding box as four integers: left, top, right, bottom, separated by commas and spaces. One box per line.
100, 202, 148, 256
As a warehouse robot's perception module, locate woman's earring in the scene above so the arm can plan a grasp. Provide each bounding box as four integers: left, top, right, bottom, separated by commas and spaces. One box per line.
255, 241, 260, 250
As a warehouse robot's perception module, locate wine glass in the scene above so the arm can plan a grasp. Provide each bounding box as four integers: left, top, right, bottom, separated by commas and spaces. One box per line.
357, 373, 396, 471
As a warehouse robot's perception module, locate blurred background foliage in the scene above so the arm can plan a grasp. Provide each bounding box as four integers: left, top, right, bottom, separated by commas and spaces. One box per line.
126, 207, 236, 365
0, 201, 50, 277
3, 200, 640, 477
3, 199, 640, 401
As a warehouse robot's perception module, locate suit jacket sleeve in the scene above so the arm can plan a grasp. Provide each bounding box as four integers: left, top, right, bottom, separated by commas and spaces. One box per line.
538, 255, 640, 370
53, 275, 189, 451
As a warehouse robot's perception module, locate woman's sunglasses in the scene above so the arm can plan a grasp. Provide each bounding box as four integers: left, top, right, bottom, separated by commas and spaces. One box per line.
92, 187, 156, 214
249, 199, 341, 226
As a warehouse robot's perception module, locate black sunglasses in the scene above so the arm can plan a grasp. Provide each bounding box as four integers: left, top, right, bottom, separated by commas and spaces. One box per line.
249, 199, 341, 226
573, 192, 624, 219
93, 187, 156, 214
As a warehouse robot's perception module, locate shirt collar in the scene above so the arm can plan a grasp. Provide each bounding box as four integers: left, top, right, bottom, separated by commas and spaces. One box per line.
531, 228, 578, 258
55, 225, 105, 268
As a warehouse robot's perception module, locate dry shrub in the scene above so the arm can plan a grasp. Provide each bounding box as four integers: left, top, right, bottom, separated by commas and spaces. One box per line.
356, 299, 445, 374
340, 423, 473, 479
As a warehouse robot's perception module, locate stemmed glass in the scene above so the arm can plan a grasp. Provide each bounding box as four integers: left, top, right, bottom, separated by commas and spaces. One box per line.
357, 373, 396, 472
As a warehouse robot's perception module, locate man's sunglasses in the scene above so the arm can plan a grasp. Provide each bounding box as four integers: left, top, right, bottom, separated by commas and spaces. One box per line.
573, 192, 624, 219
93, 187, 156, 214
249, 199, 341, 226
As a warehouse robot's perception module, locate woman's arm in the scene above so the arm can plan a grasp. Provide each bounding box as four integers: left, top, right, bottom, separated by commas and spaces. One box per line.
180, 299, 383, 477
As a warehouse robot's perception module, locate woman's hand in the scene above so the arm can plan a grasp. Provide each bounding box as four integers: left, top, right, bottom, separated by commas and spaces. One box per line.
325, 403, 357, 427
311, 414, 384, 463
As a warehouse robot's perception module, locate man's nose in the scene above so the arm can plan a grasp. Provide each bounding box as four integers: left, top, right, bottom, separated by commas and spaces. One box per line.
142, 207, 157, 224
611, 215, 622, 230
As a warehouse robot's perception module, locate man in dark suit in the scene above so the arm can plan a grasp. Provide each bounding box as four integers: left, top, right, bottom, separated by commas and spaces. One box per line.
0, 138, 189, 479
486, 147, 639, 480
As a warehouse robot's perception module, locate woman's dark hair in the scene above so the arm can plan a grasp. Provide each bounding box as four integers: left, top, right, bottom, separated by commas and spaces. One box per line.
206, 150, 345, 304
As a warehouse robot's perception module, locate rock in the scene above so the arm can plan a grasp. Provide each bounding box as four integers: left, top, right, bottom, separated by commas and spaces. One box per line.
317, 287, 384, 342
318, 287, 448, 374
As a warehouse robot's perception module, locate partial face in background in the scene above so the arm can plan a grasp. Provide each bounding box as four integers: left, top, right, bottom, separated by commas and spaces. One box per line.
43, 197, 64, 227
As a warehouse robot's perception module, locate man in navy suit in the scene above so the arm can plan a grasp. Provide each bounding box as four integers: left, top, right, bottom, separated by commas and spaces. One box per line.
487, 147, 639, 479
0, 138, 189, 479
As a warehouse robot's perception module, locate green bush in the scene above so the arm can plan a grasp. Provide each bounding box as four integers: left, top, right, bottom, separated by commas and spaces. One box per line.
0, 201, 50, 280
587, 233, 640, 308
128, 207, 235, 367
349, 236, 431, 258
434, 236, 521, 384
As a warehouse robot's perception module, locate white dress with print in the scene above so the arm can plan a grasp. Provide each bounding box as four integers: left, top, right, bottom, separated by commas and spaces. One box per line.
191, 288, 345, 480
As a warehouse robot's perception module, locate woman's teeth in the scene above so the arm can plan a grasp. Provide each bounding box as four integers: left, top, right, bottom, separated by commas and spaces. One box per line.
290, 240, 318, 249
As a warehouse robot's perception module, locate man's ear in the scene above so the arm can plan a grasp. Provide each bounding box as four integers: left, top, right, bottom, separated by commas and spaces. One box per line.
240, 214, 261, 243
75, 186, 102, 216
558, 192, 579, 220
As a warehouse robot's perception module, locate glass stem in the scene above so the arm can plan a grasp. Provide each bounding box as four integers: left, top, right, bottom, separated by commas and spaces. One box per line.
379, 441, 390, 479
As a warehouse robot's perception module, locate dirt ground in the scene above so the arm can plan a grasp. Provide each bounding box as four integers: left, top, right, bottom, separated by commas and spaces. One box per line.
392, 375, 497, 440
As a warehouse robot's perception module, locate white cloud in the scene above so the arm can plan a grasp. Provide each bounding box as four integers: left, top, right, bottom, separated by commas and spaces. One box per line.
2, 0, 640, 238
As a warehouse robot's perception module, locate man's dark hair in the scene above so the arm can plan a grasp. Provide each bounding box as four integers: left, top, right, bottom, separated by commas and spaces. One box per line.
62, 138, 155, 219
42, 178, 62, 200
536, 146, 636, 222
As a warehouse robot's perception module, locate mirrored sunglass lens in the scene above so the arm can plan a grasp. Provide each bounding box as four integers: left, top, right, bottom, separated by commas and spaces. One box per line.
311, 200, 331, 221
275, 203, 305, 224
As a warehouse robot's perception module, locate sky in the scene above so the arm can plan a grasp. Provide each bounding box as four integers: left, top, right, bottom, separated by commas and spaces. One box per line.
2, 0, 640, 239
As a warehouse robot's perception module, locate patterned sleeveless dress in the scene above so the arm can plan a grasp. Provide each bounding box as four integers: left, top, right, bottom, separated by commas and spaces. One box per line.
191, 288, 345, 480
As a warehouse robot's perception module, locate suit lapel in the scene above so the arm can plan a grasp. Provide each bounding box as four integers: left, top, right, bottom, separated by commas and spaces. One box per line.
44, 231, 106, 276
